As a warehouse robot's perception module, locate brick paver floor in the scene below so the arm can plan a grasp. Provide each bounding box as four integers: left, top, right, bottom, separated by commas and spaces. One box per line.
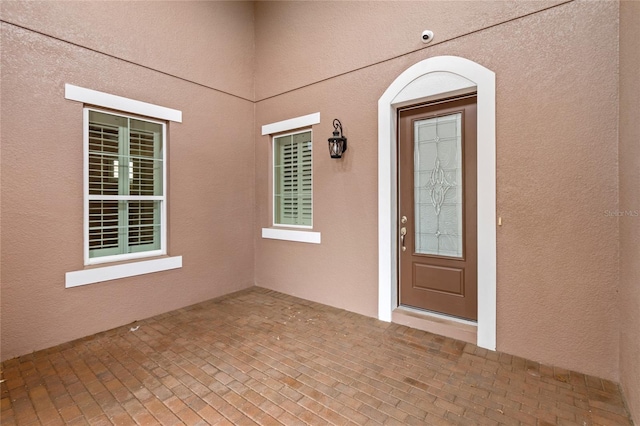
1, 287, 634, 425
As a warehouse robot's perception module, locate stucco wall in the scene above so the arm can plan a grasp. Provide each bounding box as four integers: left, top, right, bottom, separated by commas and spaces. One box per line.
254, 1, 621, 381
1, 0, 632, 398
1, 1, 255, 100
254, 0, 566, 101
619, 1, 640, 421
0, 2, 256, 361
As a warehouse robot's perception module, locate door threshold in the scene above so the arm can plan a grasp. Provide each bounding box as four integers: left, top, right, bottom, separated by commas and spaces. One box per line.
392, 305, 477, 345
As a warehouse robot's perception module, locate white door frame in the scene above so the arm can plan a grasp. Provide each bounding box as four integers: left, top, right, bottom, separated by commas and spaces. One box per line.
377, 56, 497, 350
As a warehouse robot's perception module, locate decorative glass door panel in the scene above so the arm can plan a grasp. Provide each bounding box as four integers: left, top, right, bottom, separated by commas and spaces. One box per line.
413, 113, 463, 258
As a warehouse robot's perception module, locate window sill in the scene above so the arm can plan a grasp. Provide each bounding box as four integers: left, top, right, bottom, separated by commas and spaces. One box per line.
65, 256, 182, 288
262, 228, 321, 244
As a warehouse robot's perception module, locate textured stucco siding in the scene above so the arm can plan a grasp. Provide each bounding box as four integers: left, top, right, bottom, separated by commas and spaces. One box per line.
0, 2, 256, 361
254, 1, 622, 381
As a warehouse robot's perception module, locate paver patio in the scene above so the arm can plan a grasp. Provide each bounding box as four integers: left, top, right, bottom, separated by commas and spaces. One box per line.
0, 287, 633, 425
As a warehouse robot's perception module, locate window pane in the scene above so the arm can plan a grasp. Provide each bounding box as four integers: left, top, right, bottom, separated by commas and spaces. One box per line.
129, 119, 163, 196
414, 113, 463, 257
274, 131, 312, 226
86, 110, 164, 261
128, 201, 161, 251
88, 111, 123, 196
88, 200, 123, 258
89, 200, 161, 258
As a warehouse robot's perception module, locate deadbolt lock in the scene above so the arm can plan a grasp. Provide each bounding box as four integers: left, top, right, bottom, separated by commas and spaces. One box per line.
401, 216, 407, 224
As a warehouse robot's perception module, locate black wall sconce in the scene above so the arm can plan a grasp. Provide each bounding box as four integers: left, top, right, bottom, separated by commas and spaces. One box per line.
328, 119, 347, 159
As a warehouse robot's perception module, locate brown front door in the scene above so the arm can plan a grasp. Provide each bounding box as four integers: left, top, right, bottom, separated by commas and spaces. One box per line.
398, 96, 478, 320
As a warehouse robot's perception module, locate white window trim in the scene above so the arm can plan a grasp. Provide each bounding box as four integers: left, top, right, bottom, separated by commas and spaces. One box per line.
262, 228, 321, 244
377, 56, 497, 351
262, 113, 321, 244
65, 84, 182, 287
65, 84, 182, 123
261, 112, 320, 136
66, 256, 182, 288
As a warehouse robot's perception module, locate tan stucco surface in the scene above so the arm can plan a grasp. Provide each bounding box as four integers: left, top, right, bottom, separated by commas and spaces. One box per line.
0, 3, 256, 361
0, 1, 255, 100
619, 0, 640, 420
254, 0, 622, 381
1, 2, 637, 417
254, 0, 567, 100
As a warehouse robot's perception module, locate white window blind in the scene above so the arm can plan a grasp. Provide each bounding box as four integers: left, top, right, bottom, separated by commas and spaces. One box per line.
86, 110, 164, 262
274, 131, 312, 227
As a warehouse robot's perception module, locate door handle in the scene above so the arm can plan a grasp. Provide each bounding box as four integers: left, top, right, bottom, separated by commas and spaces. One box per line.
400, 227, 407, 252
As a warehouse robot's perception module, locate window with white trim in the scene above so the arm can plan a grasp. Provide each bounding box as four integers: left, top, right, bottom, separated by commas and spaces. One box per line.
85, 109, 166, 264
64, 84, 181, 287
260, 112, 320, 244
273, 130, 312, 227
